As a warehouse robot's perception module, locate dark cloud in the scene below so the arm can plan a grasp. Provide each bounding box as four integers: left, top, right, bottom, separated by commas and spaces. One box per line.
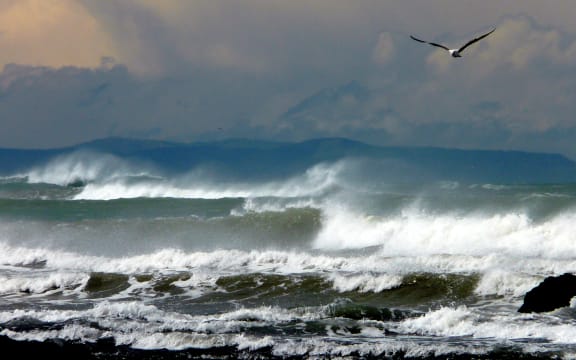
0, 61, 288, 148
2, 2, 576, 160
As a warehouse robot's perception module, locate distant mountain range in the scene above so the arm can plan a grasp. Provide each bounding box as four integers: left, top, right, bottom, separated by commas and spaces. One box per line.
1, 137, 575, 184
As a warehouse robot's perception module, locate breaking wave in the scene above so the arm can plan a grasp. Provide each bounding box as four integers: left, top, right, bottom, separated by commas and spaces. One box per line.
17, 150, 348, 200
24, 151, 158, 186
313, 199, 576, 261
0, 242, 571, 298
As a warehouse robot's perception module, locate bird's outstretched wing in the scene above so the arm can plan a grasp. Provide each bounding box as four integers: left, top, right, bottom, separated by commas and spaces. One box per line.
410, 35, 450, 51
458, 28, 495, 53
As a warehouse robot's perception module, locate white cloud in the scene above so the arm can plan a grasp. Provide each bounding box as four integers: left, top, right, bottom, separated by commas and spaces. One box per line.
427, 17, 576, 76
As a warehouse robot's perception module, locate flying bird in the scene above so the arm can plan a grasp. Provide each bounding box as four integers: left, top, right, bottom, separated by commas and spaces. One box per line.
410, 28, 495, 58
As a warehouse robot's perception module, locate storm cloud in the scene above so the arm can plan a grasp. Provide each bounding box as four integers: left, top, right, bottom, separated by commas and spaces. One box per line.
2, 1, 576, 158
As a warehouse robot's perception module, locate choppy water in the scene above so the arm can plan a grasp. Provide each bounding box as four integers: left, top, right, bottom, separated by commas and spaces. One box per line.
1, 152, 576, 359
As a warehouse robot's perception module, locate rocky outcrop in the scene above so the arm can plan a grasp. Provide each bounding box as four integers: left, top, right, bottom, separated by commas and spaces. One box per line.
518, 273, 576, 313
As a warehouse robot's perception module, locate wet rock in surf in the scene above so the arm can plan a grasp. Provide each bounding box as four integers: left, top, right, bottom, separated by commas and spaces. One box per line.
518, 273, 576, 313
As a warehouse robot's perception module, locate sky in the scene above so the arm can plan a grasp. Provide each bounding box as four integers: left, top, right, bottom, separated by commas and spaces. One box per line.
2, 1, 576, 158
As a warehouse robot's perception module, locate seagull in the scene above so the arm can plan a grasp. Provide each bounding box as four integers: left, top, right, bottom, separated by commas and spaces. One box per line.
410, 28, 495, 58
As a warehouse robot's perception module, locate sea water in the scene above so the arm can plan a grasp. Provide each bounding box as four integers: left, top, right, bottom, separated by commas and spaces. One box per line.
1, 152, 575, 358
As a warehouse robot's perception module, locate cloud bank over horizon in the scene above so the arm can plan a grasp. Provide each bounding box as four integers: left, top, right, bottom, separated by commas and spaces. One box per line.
2, 1, 576, 158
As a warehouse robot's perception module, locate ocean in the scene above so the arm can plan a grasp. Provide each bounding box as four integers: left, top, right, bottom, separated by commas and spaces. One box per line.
1, 147, 576, 359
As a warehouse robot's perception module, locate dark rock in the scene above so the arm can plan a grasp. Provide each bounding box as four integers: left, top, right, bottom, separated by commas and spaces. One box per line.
518, 273, 576, 313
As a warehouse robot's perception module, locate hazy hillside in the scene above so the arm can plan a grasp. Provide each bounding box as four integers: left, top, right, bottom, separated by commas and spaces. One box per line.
1, 137, 575, 184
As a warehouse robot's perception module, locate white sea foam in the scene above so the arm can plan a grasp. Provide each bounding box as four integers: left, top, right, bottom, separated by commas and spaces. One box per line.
474, 270, 542, 298
2, 242, 576, 287
0, 272, 88, 296
397, 306, 576, 344
0, 242, 51, 267
25, 151, 155, 185
0, 324, 565, 356
271, 338, 487, 358
314, 202, 576, 260
232, 197, 322, 215
329, 273, 403, 293
0, 324, 103, 343
0, 301, 317, 349
1, 299, 575, 355
75, 182, 254, 200
73, 161, 341, 200
0, 300, 485, 355
0, 304, 279, 350
121, 332, 275, 351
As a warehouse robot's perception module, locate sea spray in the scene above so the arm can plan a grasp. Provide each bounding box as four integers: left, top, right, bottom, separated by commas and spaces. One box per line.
25, 151, 157, 186
73, 161, 343, 200
314, 201, 576, 259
